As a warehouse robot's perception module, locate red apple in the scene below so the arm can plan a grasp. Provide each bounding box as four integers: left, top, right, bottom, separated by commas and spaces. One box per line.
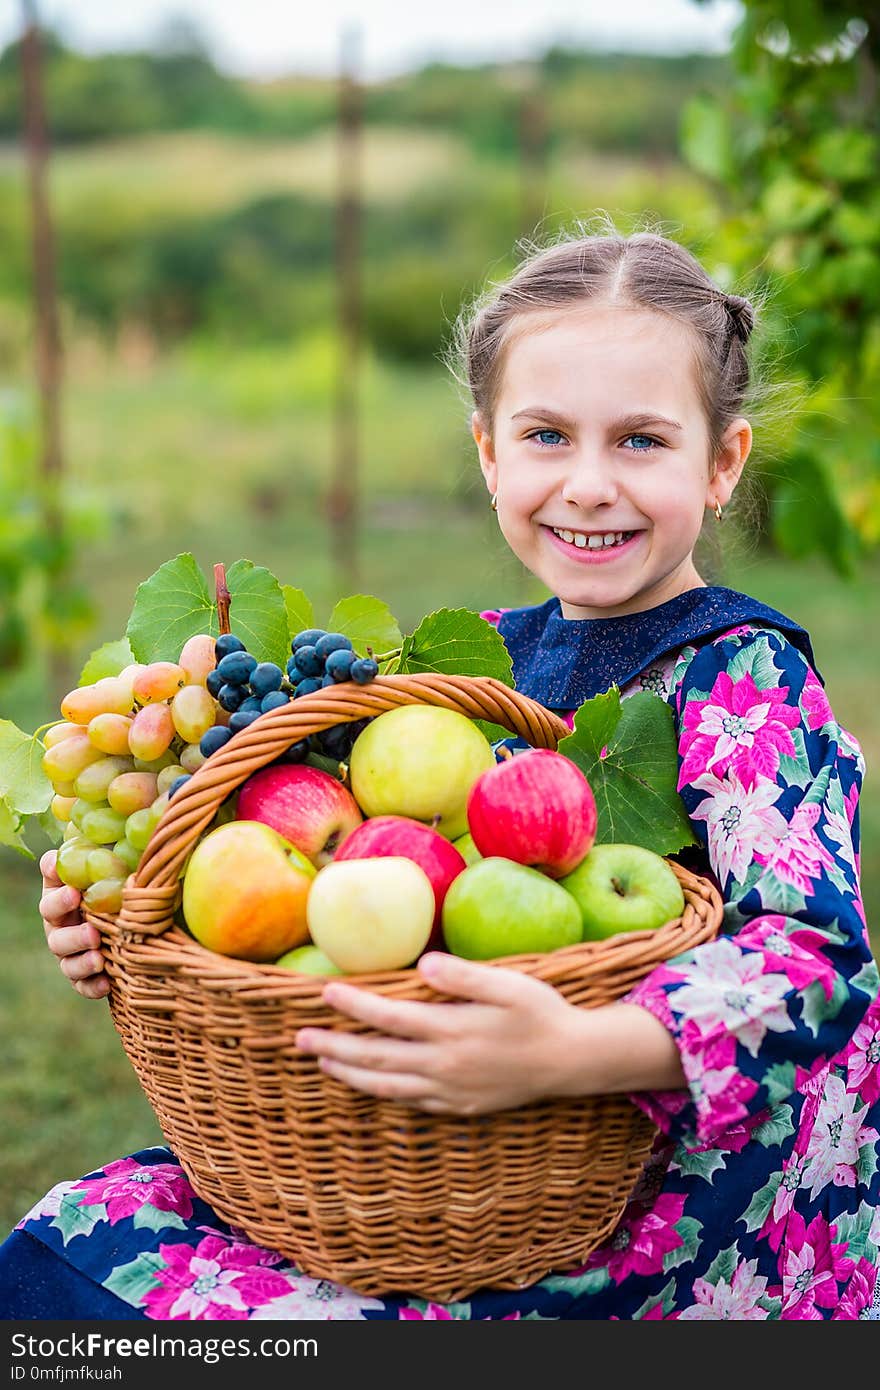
466, 748, 597, 879
236, 763, 363, 868
334, 814, 467, 947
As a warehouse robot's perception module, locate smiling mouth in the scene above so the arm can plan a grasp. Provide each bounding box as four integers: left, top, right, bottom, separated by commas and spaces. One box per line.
548, 526, 636, 550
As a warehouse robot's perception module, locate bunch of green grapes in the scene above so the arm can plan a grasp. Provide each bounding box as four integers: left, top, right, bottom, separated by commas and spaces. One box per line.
43, 634, 220, 914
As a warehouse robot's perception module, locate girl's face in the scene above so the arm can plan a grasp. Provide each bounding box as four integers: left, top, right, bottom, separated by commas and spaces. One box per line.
472, 303, 751, 620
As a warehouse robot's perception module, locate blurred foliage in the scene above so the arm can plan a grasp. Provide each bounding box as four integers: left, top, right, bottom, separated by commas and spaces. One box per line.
684, 0, 880, 570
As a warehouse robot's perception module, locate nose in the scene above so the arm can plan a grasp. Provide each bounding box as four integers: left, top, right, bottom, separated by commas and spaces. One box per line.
560, 452, 620, 510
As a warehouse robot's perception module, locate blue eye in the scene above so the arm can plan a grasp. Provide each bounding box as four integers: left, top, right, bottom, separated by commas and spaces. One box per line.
625, 434, 661, 452
528, 429, 565, 447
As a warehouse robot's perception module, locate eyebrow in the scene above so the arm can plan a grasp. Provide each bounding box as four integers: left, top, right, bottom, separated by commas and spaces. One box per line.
510, 408, 684, 433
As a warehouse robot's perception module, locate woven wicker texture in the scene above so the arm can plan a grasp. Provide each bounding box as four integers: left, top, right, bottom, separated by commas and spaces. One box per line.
88, 674, 724, 1302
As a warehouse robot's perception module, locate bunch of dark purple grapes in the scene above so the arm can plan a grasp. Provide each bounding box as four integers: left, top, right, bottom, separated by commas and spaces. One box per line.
195, 629, 378, 770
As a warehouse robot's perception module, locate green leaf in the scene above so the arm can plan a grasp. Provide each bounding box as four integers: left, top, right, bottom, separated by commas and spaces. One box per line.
741, 1174, 781, 1234
663, 1216, 701, 1272
558, 689, 697, 855
833, 1204, 880, 1264
282, 585, 315, 642
800, 973, 850, 1037
49, 1198, 105, 1246
0, 719, 53, 816
397, 608, 514, 683
125, 553, 215, 663
764, 1061, 796, 1106
0, 795, 32, 857
632, 1277, 677, 1320
753, 1104, 795, 1149
704, 1244, 739, 1288
225, 559, 290, 666
104, 1251, 165, 1306
674, 1147, 726, 1184
78, 636, 135, 685
131, 1203, 188, 1234
326, 594, 403, 656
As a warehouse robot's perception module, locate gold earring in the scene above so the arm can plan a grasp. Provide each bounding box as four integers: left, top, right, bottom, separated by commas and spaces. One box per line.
714, 499, 723, 522
490, 493, 498, 512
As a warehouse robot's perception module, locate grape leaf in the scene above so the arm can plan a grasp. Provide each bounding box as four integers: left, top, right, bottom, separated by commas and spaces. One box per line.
78, 637, 135, 685
225, 559, 289, 666
125, 553, 215, 663
282, 586, 315, 643
557, 688, 697, 855
326, 594, 403, 657
397, 608, 514, 683
0, 720, 53, 817
0, 795, 32, 857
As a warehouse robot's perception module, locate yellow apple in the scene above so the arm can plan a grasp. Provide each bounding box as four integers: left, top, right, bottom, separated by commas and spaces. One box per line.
306, 856, 435, 972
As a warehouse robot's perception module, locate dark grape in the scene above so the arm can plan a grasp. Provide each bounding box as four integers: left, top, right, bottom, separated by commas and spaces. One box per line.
239, 695, 264, 713
320, 724, 356, 759
315, 632, 353, 661
260, 690, 289, 713
293, 645, 323, 678
214, 633, 246, 661
250, 662, 283, 697
217, 683, 246, 712
292, 629, 326, 653
206, 668, 224, 698
285, 656, 300, 680
320, 673, 336, 687
278, 738, 310, 764
293, 677, 322, 698
350, 657, 379, 684
168, 774, 192, 798
200, 725, 233, 757
325, 648, 357, 682
228, 708, 263, 733
216, 651, 257, 685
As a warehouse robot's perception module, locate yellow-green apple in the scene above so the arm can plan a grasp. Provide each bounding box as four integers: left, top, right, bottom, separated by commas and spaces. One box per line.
558, 843, 684, 940
236, 763, 363, 868
466, 748, 597, 878
441, 857, 582, 960
348, 705, 495, 840
306, 856, 435, 972
182, 819, 316, 961
452, 831, 482, 865
273, 944, 343, 975
333, 814, 466, 947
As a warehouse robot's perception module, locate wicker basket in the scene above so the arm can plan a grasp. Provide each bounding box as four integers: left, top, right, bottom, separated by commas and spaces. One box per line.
86, 674, 723, 1303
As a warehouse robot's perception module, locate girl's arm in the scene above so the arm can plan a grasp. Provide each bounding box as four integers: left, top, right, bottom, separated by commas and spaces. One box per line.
622, 628, 877, 1149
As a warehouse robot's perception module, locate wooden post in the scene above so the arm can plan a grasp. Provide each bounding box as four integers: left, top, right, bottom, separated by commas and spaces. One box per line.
328, 23, 362, 596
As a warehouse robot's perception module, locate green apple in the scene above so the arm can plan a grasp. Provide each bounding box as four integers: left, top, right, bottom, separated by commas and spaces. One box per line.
441, 857, 582, 960
349, 705, 495, 840
559, 843, 685, 940
452, 831, 482, 865
306, 856, 435, 972
273, 944, 343, 976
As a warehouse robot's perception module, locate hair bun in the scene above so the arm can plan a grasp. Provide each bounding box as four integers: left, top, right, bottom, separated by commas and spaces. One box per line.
726, 293, 754, 344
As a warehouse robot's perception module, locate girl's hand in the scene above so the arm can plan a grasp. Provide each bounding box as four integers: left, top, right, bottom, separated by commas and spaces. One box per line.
39, 849, 110, 1000
295, 951, 586, 1116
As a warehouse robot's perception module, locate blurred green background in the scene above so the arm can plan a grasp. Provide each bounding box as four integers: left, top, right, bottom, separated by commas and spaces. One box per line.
1, 4, 878, 1233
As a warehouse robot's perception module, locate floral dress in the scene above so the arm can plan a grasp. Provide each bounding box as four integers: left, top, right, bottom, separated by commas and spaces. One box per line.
2, 588, 879, 1321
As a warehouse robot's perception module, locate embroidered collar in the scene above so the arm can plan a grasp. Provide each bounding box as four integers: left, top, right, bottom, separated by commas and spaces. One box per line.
496, 585, 820, 709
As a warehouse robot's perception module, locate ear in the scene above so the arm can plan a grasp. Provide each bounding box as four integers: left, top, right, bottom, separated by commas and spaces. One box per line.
471, 410, 498, 499
708, 416, 752, 511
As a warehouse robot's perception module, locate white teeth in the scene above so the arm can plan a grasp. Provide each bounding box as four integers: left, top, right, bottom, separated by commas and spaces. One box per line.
574, 533, 588, 548
552, 527, 631, 549
587, 535, 604, 549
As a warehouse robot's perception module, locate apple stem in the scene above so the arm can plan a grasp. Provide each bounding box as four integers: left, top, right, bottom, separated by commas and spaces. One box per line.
430, 813, 442, 831
214, 563, 231, 636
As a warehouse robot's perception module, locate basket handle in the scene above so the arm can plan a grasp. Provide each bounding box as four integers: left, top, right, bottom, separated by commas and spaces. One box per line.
117, 674, 570, 933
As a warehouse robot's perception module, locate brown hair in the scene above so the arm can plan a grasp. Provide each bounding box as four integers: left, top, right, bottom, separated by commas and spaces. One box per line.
447, 219, 758, 465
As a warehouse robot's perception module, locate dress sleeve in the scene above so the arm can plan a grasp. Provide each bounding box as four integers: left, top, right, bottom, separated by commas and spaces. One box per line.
624, 628, 878, 1149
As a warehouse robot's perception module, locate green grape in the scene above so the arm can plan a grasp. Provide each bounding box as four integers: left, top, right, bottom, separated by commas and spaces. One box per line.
113, 838, 141, 874
42, 733, 104, 786
107, 771, 158, 815
56, 838, 94, 891
133, 749, 179, 774
74, 755, 134, 803
62, 819, 82, 842
69, 797, 93, 831
79, 804, 128, 846
157, 763, 188, 796
50, 794, 76, 823
179, 742, 206, 774
87, 847, 129, 885
125, 808, 157, 852
82, 877, 125, 915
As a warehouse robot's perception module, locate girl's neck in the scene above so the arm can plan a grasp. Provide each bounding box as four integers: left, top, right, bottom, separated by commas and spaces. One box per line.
557, 562, 707, 622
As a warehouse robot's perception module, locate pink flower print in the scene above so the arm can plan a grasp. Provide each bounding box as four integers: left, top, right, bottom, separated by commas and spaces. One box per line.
801, 672, 834, 732
763, 1152, 812, 1252
846, 1011, 880, 1107
666, 936, 795, 1058
782, 1213, 853, 1319
399, 1303, 454, 1320
72, 1158, 194, 1224
678, 1258, 772, 1319
16, 1180, 82, 1229
748, 919, 838, 999
143, 1235, 298, 1320
754, 801, 837, 897
834, 1260, 878, 1320
588, 1193, 688, 1284
689, 770, 788, 887
680, 671, 799, 789
803, 1074, 879, 1200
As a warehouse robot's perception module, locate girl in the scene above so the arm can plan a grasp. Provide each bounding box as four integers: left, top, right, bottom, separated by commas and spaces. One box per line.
5, 226, 879, 1321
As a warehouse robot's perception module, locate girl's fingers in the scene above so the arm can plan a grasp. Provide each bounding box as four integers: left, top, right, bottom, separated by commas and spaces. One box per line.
416, 952, 528, 1005
39, 848, 59, 887
318, 980, 460, 1040
40, 884, 83, 931
315, 1057, 434, 1103
296, 1025, 435, 1075
45, 921, 101, 960
60, 949, 107, 983
73, 973, 111, 1001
